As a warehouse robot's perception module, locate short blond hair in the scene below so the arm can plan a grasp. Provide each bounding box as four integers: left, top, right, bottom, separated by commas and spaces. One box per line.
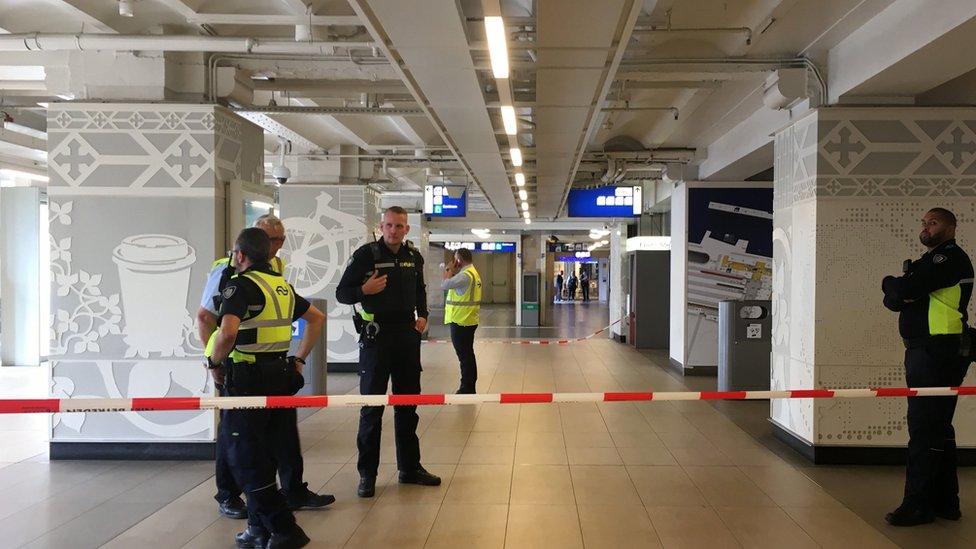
254, 214, 284, 234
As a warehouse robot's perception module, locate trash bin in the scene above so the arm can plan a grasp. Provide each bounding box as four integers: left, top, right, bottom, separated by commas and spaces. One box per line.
289, 298, 328, 419
717, 300, 771, 392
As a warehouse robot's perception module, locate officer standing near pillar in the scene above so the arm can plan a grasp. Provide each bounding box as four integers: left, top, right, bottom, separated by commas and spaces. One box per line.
336, 206, 441, 498
882, 207, 973, 526
207, 227, 324, 548
442, 247, 482, 394
197, 214, 333, 519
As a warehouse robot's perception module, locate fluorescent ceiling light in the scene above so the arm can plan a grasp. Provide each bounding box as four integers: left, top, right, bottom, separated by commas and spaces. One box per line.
514, 172, 525, 186
524, 218, 531, 225
484, 17, 510, 79
249, 200, 274, 210
0, 168, 48, 182
522, 211, 530, 219
509, 147, 522, 167
521, 202, 529, 211
518, 189, 527, 200
501, 105, 517, 135
118, 0, 134, 17
36, 102, 49, 108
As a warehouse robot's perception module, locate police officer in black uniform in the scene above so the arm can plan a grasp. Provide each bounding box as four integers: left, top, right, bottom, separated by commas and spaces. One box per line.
336, 206, 441, 498
207, 228, 325, 548
882, 207, 973, 526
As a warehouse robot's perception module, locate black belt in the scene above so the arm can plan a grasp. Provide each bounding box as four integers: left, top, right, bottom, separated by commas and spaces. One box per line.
903, 334, 962, 349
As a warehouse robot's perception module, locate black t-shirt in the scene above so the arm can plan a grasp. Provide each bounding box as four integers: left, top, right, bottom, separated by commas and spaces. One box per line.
218, 263, 310, 354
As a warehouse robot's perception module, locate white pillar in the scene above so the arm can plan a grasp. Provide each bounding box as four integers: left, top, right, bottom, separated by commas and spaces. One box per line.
1, 187, 41, 366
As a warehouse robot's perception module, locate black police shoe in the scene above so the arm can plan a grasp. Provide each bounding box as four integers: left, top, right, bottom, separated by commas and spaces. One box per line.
885, 504, 935, 526
398, 466, 441, 486
357, 476, 376, 498
265, 525, 310, 549
935, 506, 962, 521
234, 525, 268, 548
283, 482, 336, 510
218, 496, 248, 519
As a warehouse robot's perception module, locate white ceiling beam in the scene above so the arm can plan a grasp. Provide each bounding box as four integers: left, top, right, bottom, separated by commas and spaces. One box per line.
389, 116, 426, 147
235, 112, 321, 154
279, 0, 311, 15
187, 14, 361, 26
155, 0, 199, 19
58, 0, 119, 33
291, 97, 374, 151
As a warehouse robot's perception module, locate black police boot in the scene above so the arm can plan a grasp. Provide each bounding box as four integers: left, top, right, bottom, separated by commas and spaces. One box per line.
357, 476, 376, 498
885, 504, 935, 526
234, 525, 268, 548
265, 525, 310, 549
218, 496, 248, 519
934, 506, 962, 521
398, 466, 441, 486
283, 482, 336, 510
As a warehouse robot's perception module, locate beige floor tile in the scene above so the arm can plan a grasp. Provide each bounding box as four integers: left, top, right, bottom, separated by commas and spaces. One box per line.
466, 431, 518, 446
377, 463, 456, 505
667, 446, 734, 466
782, 506, 899, 548
567, 446, 622, 466
421, 429, 471, 446
505, 504, 583, 549
714, 506, 819, 549
719, 446, 788, 467
425, 503, 509, 549
683, 466, 775, 507
444, 464, 513, 504
518, 407, 562, 432
564, 430, 615, 448
646, 506, 741, 548
460, 444, 515, 464
422, 445, 464, 464
578, 504, 662, 548
628, 466, 707, 507
616, 446, 678, 466
296, 502, 372, 548
511, 464, 575, 505
611, 430, 665, 448
515, 437, 569, 465
739, 465, 845, 509
345, 503, 440, 549
570, 465, 642, 506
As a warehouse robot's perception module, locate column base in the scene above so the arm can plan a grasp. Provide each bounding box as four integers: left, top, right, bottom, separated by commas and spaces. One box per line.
668, 358, 717, 376
771, 422, 976, 465
50, 441, 215, 460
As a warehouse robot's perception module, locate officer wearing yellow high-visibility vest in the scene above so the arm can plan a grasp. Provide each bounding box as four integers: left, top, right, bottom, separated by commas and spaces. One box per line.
882, 208, 974, 527
442, 247, 482, 394
196, 214, 332, 520
206, 227, 325, 549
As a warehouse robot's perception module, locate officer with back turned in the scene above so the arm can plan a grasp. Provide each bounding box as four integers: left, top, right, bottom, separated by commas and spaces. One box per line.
206, 227, 325, 548
335, 205, 441, 498
882, 207, 973, 526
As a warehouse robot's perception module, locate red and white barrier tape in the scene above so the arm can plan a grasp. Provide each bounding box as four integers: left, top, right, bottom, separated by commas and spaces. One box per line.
425, 317, 623, 345
3, 386, 976, 414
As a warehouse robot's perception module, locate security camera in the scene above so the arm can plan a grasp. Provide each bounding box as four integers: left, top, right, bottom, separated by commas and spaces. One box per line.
272, 164, 291, 185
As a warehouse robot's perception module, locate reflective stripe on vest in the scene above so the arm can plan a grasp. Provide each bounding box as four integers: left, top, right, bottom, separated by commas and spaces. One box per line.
230, 270, 295, 360
445, 267, 482, 326
212, 255, 286, 275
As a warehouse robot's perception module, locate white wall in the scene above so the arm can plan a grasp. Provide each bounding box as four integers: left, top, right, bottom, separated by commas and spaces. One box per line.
668, 183, 687, 364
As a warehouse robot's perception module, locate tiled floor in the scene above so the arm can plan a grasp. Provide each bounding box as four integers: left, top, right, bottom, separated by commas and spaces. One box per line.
1, 307, 975, 547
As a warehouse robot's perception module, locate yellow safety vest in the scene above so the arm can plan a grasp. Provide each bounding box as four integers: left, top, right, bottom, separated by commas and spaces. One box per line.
444, 267, 482, 326
205, 270, 295, 363
212, 255, 285, 275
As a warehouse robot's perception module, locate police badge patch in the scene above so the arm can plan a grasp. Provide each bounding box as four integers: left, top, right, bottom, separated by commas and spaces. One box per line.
933, 254, 947, 264
222, 286, 236, 299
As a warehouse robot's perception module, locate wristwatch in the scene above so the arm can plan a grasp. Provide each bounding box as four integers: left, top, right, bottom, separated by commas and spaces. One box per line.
206, 357, 219, 370
294, 356, 306, 365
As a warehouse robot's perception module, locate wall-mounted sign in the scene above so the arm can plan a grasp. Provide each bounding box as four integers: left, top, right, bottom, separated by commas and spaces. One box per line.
626, 236, 671, 252
444, 241, 516, 252
567, 185, 642, 217
424, 185, 467, 217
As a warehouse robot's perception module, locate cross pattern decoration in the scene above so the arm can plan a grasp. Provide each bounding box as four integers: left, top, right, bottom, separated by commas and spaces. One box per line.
823, 126, 866, 169
52, 137, 96, 183
164, 139, 207, 184
937, 126, 976, 169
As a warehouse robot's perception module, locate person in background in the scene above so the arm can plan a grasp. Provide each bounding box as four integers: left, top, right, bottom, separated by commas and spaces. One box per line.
442, 248, 482, 394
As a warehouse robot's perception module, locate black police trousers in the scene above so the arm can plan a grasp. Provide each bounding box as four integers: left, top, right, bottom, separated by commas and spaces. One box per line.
222, 408, 297, 533
449, 323, 478, 393
903, 344, 970, 511
214, 401, 305, 503
357, 326, 422, 477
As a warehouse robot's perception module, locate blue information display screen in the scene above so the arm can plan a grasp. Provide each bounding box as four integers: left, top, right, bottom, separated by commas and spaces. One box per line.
567, 186, 642, 217
424, 185, 467, 217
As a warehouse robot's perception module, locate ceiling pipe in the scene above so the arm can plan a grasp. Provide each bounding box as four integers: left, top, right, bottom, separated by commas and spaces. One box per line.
632, 9, 752, 45
231, 105, 425, 115
0, 33, 373, 53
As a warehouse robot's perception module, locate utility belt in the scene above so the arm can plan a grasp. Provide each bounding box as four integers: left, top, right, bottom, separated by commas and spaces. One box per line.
224, 357, 305, 397
903, 328, 976, 360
